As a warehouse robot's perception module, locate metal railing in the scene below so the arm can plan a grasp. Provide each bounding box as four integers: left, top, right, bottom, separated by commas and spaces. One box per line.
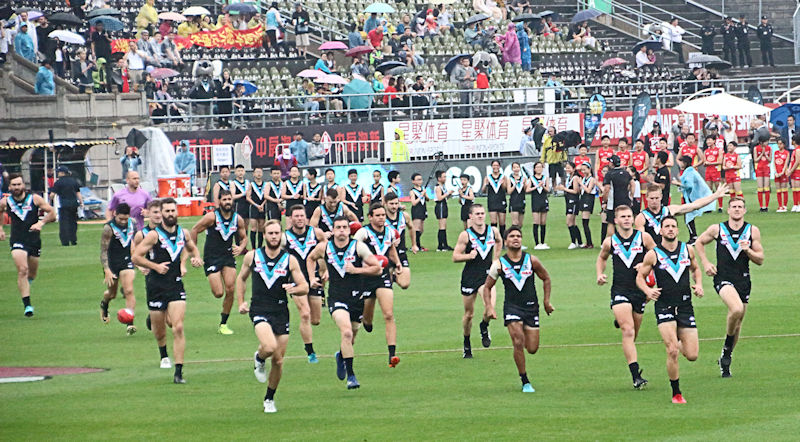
148, 75, 800, 129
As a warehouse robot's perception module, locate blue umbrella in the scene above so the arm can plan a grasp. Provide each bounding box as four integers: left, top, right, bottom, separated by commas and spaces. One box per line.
364, 2, 395, 13
89, 16, 124, 31
769, 103, 800, 132
571, 8, 603, 24
343, 79, 373, 110
445, 54, 471, 75
234, 80, 258, 96
226, 3, 258, 15
632, 39, 663, 53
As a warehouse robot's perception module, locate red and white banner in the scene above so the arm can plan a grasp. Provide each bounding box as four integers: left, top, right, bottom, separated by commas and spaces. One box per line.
382, 113, 581, 160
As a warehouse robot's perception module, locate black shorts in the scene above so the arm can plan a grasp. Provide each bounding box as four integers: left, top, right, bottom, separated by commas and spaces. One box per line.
304, 202, 320, 219
487, 198, 507, 213
435, 201, 448, 219
461, 273, 487, 296
267, 205, 282, 221
249, 205, 266, 220
460, 204, 472, 222
328, 295, 364, 323
604, 209, 615, 223
361, 271, 393, 298
509, 194, 525, 214
10, 237, 41, 258
548, 163, 565, 181
411, 204, 427, 220
503, 303, 540, 328
631, 198, 641, 215
713, 276, 751, 304
397, 249, 409, 267
109, 257, 135, 278
579, 195, 595, 213
204, 255, 236, 276
530, 195, 549, 213
351, 205, 364, 223
565, 196, 578, 215
235, 202, 250, 219
250, 308, 290, 336
146, 284, 187, 311
654, 303, 696, 328
610, 291, 646, 315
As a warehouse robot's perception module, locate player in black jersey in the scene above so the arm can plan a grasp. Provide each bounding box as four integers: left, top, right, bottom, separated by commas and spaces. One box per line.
247, 167, 268, 248
458, 174, 475, 229
231, 164, 251, 240
558, 161, 583, 249
529, 162, 551, 250
483, 226, 553, 393
694, 197, 764, 378
409, 173, 428, 251
433, 170, 454, 251
304, 168, 323, 219
578, 163, 597, 248
342, 168, 367, 223
635, 183, 728, 243
264, 166, 284, 222
482, 160, 507, 240
307, 216, 383, 390
133, 198, 203, 383
310, 188, 359, 239
211, 165, 232, 206
0, 174, 55, 317
385, 170, 402, 202
322, 168, 344, 203
190, 190, 248, 335
354, 203, 404, 367
99, 203, 138, 334
236, 220, 308, 413
284, 204, 327, 363
452, 204, 502, 358
636, 215, 704, 404
281, 166, 305, 223
596, 205, 657, 389
384, 192, 416, 289
506, 162, 527, 232
369, 170, 384, 206
133, 199, 162, 252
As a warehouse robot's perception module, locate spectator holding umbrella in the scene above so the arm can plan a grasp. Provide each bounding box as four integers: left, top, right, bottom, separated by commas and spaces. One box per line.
314, 52, 332, 73
14, 23, 36, 63
120, 146, 142, 179
91, 21, 113, 84
174, 140, 197, 186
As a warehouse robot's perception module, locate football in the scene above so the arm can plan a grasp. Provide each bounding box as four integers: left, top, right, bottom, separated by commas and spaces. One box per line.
645, 271, 656, 288
375, 255, 389, 268
117, 308, 134, 325
349, 221, 362, 236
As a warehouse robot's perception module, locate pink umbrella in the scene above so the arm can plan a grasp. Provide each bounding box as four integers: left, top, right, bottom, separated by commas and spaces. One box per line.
151, 67, 180, 79
314, 74, 349, 85
319, 41, 348, 51
158, 11, 187, 22
297, 69, 324, 78
601, 57, 629, 68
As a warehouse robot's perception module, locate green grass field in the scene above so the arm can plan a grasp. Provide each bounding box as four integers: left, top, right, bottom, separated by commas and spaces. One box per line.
1, 181, 799, 440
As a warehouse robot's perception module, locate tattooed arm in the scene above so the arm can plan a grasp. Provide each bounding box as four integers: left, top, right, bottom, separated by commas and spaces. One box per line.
100, 224, 115, 286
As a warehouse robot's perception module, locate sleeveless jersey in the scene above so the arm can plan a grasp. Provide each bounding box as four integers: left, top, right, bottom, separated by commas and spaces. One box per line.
323, 182, 340, 197
774, 149, 789, 174
596, 147, 615, 168
204, 210, 238, 257
679, 144, 698, 165
305, 181, 322, 213
508, 174, 526, 207
387, 184, 400, 198
283, 178, 304, 208
325, 239, 362, 298
754, 145, 770, 167
284, 227, 318, 280
616, 150, 631, 167
386, 212, 407, 252
411, 187, 426, 206
318, 202, 344, 232
249, 180, 266, 207
497, 252, 538, 308
486, 173, 506, 205
261, 180, 277, 210
345, 183, 364, 212
6, 194, 40, 245
460, 185, 474, 209
370, 183, 384, 205
652, 242, 692, 306
642, 206, 670, 242
435, 184, 448, 206
232, 178, 250, 209
723, 152, 739, 179
250, 248, 291, 312
216, 179, 230, 192
462, 226, 496, 279
610, 230, 645, 293
705, 146, 721, 169
716, 222, 752, 281
362, 224, 394, 257
108, 218, 136, 264
631, 151, 647, 173
714, 136, 726, 150
146, 225, 186, 293
580, 175, 596, 197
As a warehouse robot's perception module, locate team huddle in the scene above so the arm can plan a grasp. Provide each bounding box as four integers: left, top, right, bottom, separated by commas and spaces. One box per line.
0, 156, 765, 411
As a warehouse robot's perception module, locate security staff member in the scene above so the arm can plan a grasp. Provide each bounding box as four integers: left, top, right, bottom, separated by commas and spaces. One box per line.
720, 17, 737, 66
700, 19, 716, 55
49, 166, 83, 246
735, 14, 752, 68
757, 16, 774, 67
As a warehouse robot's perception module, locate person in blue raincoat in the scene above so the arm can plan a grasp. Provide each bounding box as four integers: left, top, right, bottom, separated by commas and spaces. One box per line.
35, 60, 56, 95
676, 154, 714, 242
14, 23, 37, 63
516, 23, 531, 71
174, 139, 197, 186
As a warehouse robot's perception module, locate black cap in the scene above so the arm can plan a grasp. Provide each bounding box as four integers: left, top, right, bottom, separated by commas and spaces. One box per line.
739, 14, 746, 18
609, 155, 621, 167
761, 15, 767, 20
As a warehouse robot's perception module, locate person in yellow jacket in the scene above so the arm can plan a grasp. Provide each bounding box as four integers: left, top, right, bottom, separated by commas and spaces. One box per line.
391, 128, 409, 162
136, 0, 159, 33
540, 126, 567, 188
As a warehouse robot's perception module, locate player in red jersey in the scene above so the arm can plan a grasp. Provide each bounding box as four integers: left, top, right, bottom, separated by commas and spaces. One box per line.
615, 138, 631, 168
703, 135, 724, 212
574, 144, 592, 176
752, 139, 772, 212
595, 135, 615, 184
787, 135, 800, 212
651, 138, 674, 167
773, 139, 790, 212
722, 142, 743, 200
678, 133, 704, 169
630, 139, 649, 178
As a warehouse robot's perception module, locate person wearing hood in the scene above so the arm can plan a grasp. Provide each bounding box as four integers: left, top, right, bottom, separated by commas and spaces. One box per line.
516, 23, 531, 71
14, 23, 36, 63
92, 57, 109, 92
35, 59, 55, 95
174, 140, 197, 186
391, 128, 409, 162
496, 23, 521, 65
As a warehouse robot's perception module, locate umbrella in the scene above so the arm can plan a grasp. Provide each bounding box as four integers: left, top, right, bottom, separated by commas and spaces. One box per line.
319, 41, 348, 51
537, 10, 560, 20
110, 51, 126, 62
705, 60, 732, 71
675, 90, 773, 116
686, 54, 724, 65
571, 8, 603, 23
182, 6, 212, 16
342, 79, 374, 110
387, 66, 414, 76
632, 40, 663, 53
600, 57, 628, 68
769, 103, 800, 132
472, 51, 492, 66
465, 13, 489, 26
436, 0, 458, 4
376, 60, 405, 73
233, 80, 258, 96
364, 2, 395, 14
89, 16, 124, 32
314, 74, 349, 85
226, 3, 258, 15
297, 69, 324, 78
512, 13, 541, 22
126, 128, 148, 149
48, 12, 83, 27
150, 68, 180, 79
345, 45, 373, 57
158, 11, 187, 22
87, 8, 122, 18
445, 54, 471, 75
22, 11, 43, 20
48, 30, 85, 45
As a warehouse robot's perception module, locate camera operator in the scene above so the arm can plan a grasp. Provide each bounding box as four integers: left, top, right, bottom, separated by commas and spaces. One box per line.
120, 146, 142, 180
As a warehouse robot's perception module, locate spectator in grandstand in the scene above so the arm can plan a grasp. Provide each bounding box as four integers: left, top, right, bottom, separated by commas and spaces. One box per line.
188, 74, 216, 129
232, 83, 251, 128
570, 21, 586, 42
265, 2, 288, 57
452, 56, 476, 111
292, 3, 311, 59
152, 32, 182, 69
371, 72, 386, 94
368, 25, 384, 50
465, 22, 483, 47
437, 5, 452, 33
348, 23, 365, 48
16, 12, 38, 54
423, 10, 439, 37
290, 132, 310, 166
664, 18, 686, 63
36, 17, 55, 63
142, 72, 158, 100
391, 128, 409, 162
35, 59, 55, 96
325, 51, 337, 72
136, 30, 160, 68
92, 57, 110, 93
71, 48, 94, 93
53, 40, 70, 79
497, 23, 521, 65
14, 23, 36, 63
177, 16, 201, 37
517, 23, 531, 71
364, 12, 380, 33
174, 140, 197, 186
275, 147, 298, 179
216, 69, 235, 128
351, 56, 369, 78
701, 19, 716, 55
136, 0, 159, 34
545, 16, 560, 36
646, 48, 657, 64
298, 79, 321, 114
0, 24, 9, 65
91, 21, 113, 83
635, 44, 653, 68
124, 42, 145, 92
314, 52, 332, 74
475, 67, 489, 107
120, 146, 142, 180
473, 0, 504, 21
308, 133, 326, 166
705, 115, 731, 140
318, 84, 344, 114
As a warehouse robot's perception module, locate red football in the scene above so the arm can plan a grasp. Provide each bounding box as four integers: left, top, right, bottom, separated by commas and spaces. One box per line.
375, 255, 389, 268
349, 221, 362, 236
645, 271, 656, 288
117, 308, 134, 325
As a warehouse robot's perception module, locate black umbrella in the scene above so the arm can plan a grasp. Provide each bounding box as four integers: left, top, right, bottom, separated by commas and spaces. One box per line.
551, 130, 582, 149
0, 4, 13, 21
537, 10, 560, 20
387, 66, 414, 76
110, 51, 125, 62
445, 54, 472, 74
571, 8, 603, 24
705, 60, 732, 71
126, 128, 148, 148
376, 60, 405, 73
512, 13, 540, 22
465, 13, 489, 26
632, 40, 663, 53
87, 7, 122, 18
48, 12, 83, 27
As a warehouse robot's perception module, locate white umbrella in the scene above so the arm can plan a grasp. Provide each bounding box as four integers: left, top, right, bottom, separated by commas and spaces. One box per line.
48, 30, 85, 45
314, 74, 349, 85
182, 6, 211, 16
675, 89, 772, 116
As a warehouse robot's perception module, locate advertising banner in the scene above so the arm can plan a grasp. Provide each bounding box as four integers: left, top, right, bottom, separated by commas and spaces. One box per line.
583, 94, 607, 145
630, 92, 652, 142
